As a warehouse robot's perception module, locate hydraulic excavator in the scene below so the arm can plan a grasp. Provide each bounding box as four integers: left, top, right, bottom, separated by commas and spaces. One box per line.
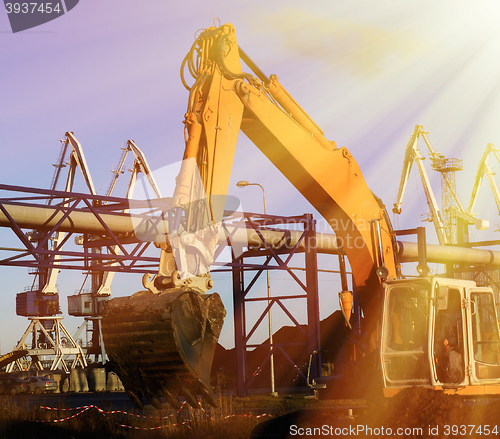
101, 23, 500, 408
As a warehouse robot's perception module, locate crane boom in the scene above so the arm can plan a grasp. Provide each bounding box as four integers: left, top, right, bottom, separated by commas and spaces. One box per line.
42, 132, 98, 295
393, 125, 449, 245
469, 143, 500, 215
97, 140, 163, 296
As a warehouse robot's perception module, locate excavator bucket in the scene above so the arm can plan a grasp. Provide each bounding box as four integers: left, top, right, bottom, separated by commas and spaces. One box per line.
101, 287, 225, 409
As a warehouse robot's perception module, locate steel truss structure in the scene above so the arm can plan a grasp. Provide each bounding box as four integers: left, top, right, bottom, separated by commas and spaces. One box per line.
6, 316, 86, 373
0, 183, 331, 391
0, 183, 161, 371
228, 212, 326, 396
0, 183, 161, 273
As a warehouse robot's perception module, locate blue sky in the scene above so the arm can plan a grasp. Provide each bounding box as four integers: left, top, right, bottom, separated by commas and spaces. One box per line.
2, 0, 500, 353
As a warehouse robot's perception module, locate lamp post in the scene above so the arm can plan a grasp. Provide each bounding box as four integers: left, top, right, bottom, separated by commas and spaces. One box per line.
236, 180, 277, 396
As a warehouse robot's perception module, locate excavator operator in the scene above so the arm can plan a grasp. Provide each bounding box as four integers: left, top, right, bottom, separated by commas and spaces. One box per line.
434, 310, 457, 358
434, 310, 459, 382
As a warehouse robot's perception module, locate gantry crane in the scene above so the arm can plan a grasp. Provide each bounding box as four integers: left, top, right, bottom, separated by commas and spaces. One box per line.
69, 139, 162, 363
8, 132, 95, 372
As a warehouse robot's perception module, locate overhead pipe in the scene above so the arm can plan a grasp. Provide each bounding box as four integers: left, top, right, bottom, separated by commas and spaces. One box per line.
1, 201, 500, 267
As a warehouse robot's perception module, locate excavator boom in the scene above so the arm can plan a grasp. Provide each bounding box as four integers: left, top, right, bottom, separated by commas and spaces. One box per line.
102, 23, 401, 408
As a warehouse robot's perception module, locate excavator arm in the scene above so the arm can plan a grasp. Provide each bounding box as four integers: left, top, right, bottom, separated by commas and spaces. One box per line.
102, 23, 399, 409
180, 23, 398, 293
236, 75, 398, 292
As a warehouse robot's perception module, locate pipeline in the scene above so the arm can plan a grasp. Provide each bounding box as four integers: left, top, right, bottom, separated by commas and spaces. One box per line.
0, 201, 499, 267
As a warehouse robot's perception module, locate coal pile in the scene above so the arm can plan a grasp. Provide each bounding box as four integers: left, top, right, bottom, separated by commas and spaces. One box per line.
359, 387, 467, 437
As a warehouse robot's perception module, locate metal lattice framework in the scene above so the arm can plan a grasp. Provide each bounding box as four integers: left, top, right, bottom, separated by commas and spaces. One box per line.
229, 213, 323, 395
0, 184, 333, 389
432, 157, 464, 244
6, 316, 86, 373
0, 183, 161, 273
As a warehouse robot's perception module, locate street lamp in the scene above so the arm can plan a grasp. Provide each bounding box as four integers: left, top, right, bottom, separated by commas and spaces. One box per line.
236, 180, 277, 396
236, 181, 266, 214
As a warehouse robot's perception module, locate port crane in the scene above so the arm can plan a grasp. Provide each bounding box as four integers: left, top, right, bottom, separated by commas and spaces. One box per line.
69, 139, 162, 362
7, 132, 94, 373
394, 125, 488, 245
469, 143, 500, 219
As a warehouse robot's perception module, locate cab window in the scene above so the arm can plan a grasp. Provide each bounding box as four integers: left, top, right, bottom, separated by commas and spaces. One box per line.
471, 292, 500, 366
382, 284, 431, 385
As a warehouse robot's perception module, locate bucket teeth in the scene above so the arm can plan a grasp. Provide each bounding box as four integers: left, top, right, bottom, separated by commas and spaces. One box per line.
163, 390, 181, 409
148, 395, 163, 410
102, 288, 226, 409
182, 388, 200, 409
127, 390, 144, 410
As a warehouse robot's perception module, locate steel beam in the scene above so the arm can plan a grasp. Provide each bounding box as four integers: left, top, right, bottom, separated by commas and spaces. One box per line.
304, 214, 321, 380
231, 212, 321, 396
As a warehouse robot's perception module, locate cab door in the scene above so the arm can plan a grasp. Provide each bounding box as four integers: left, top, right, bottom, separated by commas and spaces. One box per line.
380, 281, 432, 387
430, 284, 468, 386
466, 288, 500, 384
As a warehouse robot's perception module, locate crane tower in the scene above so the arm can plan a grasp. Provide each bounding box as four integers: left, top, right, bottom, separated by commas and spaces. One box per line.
430, 155, 464, 244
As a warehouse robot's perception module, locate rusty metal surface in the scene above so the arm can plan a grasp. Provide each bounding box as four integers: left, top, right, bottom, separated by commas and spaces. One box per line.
102, 288, 225, 409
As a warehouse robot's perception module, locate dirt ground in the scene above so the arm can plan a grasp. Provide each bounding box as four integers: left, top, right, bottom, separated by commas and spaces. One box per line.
1, 389, 499, 438
252, 387, 500, 438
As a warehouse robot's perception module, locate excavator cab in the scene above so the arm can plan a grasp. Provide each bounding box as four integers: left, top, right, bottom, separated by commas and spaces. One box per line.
380, 279, 432, 388
381, 277, 500, 396
466, 288, 500, 383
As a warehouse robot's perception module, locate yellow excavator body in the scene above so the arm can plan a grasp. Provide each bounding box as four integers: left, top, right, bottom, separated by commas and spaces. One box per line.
100, 23, 500, 408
